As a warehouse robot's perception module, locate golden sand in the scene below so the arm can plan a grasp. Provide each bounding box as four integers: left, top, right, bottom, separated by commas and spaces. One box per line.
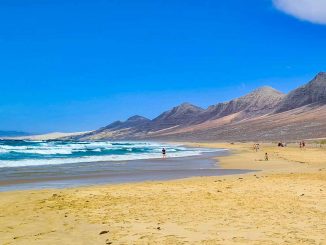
1, 143, 326, 244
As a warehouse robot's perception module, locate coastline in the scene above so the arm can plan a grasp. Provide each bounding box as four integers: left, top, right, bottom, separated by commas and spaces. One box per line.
0, 148, 254, 192
1, 142, 325, 244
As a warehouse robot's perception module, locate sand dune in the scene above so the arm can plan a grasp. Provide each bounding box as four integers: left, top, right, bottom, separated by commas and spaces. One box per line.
12, 131, 90, 140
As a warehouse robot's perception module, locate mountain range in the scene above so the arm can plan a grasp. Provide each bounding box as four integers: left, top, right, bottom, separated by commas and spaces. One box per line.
73, 72, 326, 141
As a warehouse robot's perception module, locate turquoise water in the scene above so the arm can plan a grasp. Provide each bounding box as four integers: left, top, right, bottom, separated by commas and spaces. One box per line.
0, 140, 215, 168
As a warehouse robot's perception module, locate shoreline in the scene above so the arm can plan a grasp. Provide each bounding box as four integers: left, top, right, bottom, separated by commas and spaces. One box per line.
0, 149, 255, 192
1, 142, 325, 244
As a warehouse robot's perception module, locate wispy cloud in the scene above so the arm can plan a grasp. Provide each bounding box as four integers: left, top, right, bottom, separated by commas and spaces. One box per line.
273, 0, 326, 25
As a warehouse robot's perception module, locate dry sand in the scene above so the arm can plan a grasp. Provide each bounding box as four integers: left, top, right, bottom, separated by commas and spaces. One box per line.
1, 143, 326, 245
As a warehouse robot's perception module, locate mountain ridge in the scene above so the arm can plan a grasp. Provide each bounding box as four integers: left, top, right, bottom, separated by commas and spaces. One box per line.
276, 72, 326, 113
74, 72, 326, 141
191, 86, 285, 124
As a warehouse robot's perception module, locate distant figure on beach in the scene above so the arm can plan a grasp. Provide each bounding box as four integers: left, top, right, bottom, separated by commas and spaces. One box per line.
253, 144, 259, 152
300, 141, 306, 149
162, 148, 166, 159
265, 153, 269, 161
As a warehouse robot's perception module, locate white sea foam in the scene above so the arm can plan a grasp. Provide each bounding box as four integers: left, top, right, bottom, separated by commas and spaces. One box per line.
0, 149, 9, 154
17, 149, 74, 155
0, 145, 29, 150
0, 151, 209, 168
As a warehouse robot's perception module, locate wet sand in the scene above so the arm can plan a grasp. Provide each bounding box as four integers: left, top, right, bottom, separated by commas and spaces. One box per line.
1, 142, 326, 244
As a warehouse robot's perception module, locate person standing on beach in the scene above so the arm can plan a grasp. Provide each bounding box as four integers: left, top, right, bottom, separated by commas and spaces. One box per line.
265, 153, 269, 161
162, 148, 166, 159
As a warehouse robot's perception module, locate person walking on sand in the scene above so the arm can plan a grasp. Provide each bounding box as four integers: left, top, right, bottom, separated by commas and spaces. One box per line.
162, 148, 166, 159
265, 152, 269, 161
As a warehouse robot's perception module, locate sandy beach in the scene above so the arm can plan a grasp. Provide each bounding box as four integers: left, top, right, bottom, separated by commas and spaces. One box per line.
1, 142, 326, 245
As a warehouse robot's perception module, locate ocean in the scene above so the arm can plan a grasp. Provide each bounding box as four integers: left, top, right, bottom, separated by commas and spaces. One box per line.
0, 140, 213, 168
0, 140, 250, 191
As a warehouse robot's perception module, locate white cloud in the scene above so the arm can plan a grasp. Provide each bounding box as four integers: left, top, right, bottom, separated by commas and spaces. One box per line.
273, 0, 326, 25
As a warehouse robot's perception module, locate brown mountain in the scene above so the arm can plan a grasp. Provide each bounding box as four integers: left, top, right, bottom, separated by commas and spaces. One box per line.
75, 72, 326, 141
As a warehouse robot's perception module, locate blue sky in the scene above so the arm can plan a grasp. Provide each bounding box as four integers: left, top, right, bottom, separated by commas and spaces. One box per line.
0, 0, 325, 133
